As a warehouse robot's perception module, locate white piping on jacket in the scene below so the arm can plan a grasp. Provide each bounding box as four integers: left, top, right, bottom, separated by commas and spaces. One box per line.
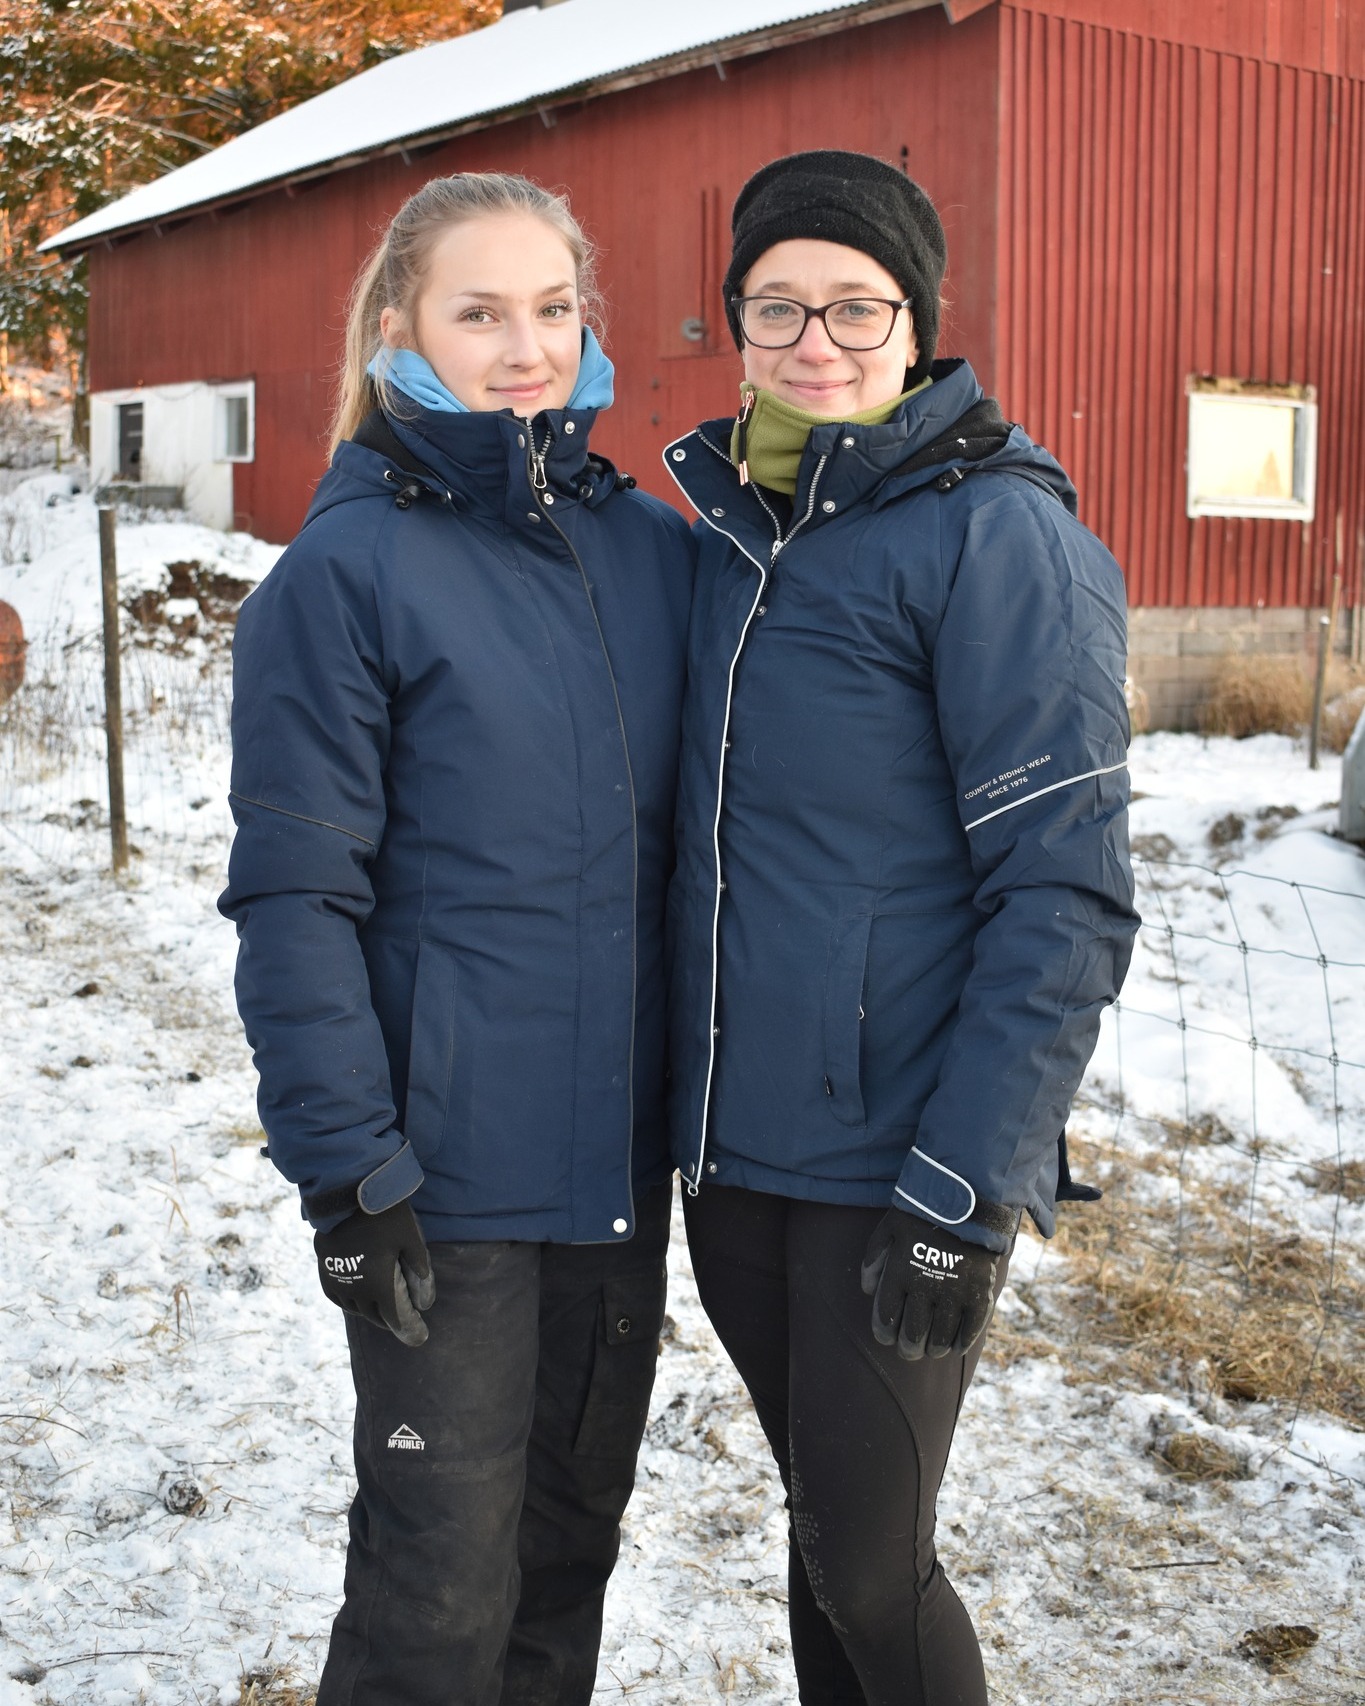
664, 431, 831, 1191
963, 760, 1127, 833
895, 1146, 977, 1225
665, 432, 769, 1193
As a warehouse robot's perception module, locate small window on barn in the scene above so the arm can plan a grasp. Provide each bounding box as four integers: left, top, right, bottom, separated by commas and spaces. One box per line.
1186, 378, 1317, 522
217, 386, 254, 462
117, 402, 144, 481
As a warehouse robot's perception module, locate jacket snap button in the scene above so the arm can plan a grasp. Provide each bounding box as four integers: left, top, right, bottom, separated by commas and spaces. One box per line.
718, 879, 726, 890
544, 493, 555, 505
711, 506, 725, 517
723, 738, 732, 750
612, 1217, 628, 1234
756, 604, 767, 615
712, 1025, 720, 1038
822, 499, 836, 513
527, 512, 541, 523
841, 436, 855, 449
707, 1162, 718, 1174
672, 448, 686, 461
564, 421, 576, 433
615, 1315, 631, 1335
517, 434, 526, 449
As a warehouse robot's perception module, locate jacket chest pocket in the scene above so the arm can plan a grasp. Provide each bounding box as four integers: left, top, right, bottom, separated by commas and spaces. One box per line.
823, 913, 873, 1127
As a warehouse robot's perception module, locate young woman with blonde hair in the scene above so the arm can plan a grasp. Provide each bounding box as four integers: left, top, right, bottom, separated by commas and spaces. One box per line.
220, 171, 693, 1706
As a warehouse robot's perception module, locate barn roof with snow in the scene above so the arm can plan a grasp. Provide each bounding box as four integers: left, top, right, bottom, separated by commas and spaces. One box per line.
44, 0, 963, 252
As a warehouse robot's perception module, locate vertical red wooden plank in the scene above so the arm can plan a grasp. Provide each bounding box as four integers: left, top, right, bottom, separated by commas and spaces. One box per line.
997, 5, 1017, 413
1343, 78, 1365, 614
1305, 72, 1333, 605
1027, 11, 1049, 438
1066, 17, 1093, 513
1094, 27, 1123, 557
1125, 31, 1156, 596
1243, 60, 1272, 605
1318, 65, 1348, 610
1162, 43, 1193, 610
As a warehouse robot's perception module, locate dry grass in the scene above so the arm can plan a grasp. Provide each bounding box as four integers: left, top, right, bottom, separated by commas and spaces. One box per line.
239, 1665, 316, 1706
1045, 1136, 1365, 1425
1198, 651, 1365, 751
1299, 1157, 1365, 1203
1236, 1623, 1320, 1673
1159, 1431, 1248, 1480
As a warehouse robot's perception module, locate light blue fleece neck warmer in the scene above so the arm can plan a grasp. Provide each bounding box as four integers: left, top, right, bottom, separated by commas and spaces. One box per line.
368, 326, 615, 413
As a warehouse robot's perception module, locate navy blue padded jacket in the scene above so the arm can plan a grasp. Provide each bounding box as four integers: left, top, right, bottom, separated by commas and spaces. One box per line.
220, 402, 694, 1244
665, 359, 1138, 1253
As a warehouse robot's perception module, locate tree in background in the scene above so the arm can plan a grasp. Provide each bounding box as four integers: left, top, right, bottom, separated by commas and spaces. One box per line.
0, 0, 499, 393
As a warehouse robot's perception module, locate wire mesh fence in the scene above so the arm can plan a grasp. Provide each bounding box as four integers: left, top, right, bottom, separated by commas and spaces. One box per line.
0, 627, 237, 889
1066, 853, 1365, 1458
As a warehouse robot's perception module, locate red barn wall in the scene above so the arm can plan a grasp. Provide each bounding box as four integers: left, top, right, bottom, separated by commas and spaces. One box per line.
998, 0, 1365, 611
87, 6, 1000, 543
1008, 0, 1365, 77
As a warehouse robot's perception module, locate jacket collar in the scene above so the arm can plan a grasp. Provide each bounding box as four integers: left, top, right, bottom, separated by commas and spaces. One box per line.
384, 403, 613, 527
667, 359, 1075, 559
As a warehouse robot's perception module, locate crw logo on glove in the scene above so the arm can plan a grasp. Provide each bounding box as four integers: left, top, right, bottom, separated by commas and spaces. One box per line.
911, 1242, 963, 1272
861, 1206, 1007, 1360
324, 1254, 365, 1278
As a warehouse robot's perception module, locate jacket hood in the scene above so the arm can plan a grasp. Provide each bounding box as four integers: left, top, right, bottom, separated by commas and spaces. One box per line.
684, 359, 1077, 522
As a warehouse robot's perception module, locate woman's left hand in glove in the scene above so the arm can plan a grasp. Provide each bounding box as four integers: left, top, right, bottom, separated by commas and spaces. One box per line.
860, 1207, 1004, 1361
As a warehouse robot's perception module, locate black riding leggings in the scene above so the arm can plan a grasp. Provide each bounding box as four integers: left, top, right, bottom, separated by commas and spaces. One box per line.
684, 1184, 1003, 1706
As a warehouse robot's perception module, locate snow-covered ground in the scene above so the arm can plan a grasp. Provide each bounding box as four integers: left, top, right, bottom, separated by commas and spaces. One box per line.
2, 482, 1362, 1706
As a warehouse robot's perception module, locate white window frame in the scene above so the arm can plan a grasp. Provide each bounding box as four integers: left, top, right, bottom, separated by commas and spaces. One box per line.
1185, 377, 1317, 522
216, 383, 255, 464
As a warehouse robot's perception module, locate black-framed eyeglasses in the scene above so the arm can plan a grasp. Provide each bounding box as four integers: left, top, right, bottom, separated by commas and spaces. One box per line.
732, 294, 911, 351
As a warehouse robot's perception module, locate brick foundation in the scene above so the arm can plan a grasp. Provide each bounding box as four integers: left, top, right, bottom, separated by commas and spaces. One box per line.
1126, 606, 1361, 731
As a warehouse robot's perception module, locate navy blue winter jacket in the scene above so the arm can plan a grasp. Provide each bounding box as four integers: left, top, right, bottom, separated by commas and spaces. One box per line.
665, 359, 1138, 1252
219, 402, 694, 1244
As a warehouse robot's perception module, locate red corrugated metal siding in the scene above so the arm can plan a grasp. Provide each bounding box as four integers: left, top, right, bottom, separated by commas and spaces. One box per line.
88, 6, 1001, 543
997, 4, 1365, 608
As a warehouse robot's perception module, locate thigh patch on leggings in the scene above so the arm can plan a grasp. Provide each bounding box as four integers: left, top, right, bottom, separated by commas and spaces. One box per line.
572, 1270, 666, 1458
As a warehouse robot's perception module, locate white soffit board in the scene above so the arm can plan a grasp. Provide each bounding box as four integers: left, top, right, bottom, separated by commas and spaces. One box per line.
42, 0, 943, 252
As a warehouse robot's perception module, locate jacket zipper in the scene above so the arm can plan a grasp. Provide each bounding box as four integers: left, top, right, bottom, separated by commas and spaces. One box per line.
528, 422, 553, 492
673, 430, 828, 1192
528, 422, 641, 1239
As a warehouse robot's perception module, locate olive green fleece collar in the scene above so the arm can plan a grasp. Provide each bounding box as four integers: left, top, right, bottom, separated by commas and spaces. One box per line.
729, 376, 932, 496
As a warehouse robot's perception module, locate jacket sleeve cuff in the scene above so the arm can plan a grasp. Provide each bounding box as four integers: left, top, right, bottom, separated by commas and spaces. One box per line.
893, 1147, 1018, 1253
302, 1140, 424, 1228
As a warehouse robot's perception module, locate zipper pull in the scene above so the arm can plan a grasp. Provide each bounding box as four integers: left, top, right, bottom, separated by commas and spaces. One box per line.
735, 388, 755, 487
529, 423, 552, 493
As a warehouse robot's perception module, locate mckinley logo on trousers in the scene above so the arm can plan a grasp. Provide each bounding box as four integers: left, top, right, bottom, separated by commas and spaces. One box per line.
387, 1425, 426, 1451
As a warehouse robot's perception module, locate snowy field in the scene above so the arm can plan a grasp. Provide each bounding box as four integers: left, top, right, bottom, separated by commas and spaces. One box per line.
1, 480, 1363, 1705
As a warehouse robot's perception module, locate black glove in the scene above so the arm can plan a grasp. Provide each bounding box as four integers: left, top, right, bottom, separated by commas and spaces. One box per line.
315, 1199, 436, 1347
860, 1207, 1004, 1361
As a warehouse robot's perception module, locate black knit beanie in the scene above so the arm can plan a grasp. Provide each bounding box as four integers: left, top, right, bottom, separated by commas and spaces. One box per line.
723, 150, 947, 385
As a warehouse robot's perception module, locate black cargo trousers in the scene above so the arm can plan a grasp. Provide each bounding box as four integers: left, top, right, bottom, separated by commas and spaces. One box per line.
316, 1183, 672, 1706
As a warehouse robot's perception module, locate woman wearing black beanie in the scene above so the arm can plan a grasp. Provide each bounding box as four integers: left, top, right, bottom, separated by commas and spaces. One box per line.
665, 150, 1137, 1703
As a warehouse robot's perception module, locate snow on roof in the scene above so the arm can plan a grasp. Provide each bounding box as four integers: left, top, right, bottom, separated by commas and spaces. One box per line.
42, 0, 939, 253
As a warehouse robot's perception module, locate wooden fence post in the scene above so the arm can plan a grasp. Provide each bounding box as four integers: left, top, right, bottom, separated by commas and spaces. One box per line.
98, 506, 129, 872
